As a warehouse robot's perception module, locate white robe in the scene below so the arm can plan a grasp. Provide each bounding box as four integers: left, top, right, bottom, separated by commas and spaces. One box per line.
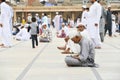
87, 1, 102, 47
80, 29, 91, 41
81, 10, 89, 28
112, 14, 117, 36
0, 2, 13, 47
15, 28, 30, 41
53, 15, 60, 32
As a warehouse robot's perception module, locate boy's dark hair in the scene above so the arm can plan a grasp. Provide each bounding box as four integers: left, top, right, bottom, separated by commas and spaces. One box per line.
2, 0, 6, 2
31, 17, 36, 22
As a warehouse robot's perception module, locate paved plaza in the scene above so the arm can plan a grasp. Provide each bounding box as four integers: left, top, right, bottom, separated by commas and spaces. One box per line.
0, 29, 120, 80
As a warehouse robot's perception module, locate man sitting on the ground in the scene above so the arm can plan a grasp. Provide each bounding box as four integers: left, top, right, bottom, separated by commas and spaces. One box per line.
15, 25, 30, 41
39, 23, 52, 42
57, 23, 69, 38
57, 23, 90, 54
65, 31, 95, 67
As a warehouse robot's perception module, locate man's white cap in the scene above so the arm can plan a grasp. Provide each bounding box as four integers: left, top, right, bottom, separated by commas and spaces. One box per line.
82, 5, 87, 8
36, 13, 39, 16
69, 30, 80, 39
6, 0, 10, 2
42, 23, 47, 26
76, 23, 85, 28
28, 13, 31, 16
62, 23, 65, 25
107, 5, 111, 8
42, 13, 44, 16
56, 12, 59, 15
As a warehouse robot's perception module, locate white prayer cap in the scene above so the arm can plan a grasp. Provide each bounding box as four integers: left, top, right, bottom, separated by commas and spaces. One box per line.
28, 13, 31, 16
42, 13, 44, 16
42, 23, 47, 27
107, 5, 111, 8
56, 12, 59, 15
36, 13, 39, 16
82, 5, 87, 8
6, 0, 10, 2
62, 23, 65, 26
76, 23, 85, 28
69, 30, 80, 39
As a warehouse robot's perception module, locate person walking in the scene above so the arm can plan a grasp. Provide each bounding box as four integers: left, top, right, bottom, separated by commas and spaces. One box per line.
0, 0, 13, 48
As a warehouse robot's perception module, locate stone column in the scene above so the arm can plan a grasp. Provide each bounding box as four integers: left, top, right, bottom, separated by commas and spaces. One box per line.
13, 11, 16, 22
22, 12, 24, 18
72, 12, 74, 21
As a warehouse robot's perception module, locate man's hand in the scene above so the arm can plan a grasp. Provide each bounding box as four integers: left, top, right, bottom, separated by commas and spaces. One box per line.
0, 24, 3, 27
72, 55, 79, 59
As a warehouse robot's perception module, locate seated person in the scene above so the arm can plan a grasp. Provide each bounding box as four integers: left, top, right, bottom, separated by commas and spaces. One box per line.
15, 25, 30, 41
65, 31, 95, 67
58, 23, 90, 54
57, 23, 69, 38
57, 29, 66, 38
12, 25, 20, 35
39, 23, 52, 42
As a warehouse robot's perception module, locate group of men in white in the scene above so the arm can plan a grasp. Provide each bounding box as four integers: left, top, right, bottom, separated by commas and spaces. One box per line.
0, 0, 119, 66
57, 0, 119, 67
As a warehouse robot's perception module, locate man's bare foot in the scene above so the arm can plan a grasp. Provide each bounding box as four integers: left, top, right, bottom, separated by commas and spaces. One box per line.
0, 45, 11, 48
0, 44, 4, 46
61, 51, 74, 54
95, 46, 101, 49
57, 47, 65, 50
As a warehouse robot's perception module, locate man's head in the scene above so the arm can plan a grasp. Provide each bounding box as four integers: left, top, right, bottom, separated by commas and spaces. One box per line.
76, 23, 86, 32
0, 0, 5, 3
82, 5, 86, 11
42, 23, 47, 29
69, 30, 82, 43
107, 5, 111, 11
62, 23, 65, 27
31, 17, 36, 22
90, 0, 96, 3
71, 34, 82, 43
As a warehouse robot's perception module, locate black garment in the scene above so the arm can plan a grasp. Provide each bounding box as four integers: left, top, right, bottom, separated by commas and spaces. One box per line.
119, 24, 120, 33
104, 24, 112, 36
104, 10, 112, 36
31, 35, 38, 48
100, 32, 104, 42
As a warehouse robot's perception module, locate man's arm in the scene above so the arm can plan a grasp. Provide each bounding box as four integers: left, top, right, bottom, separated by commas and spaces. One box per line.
79, 40, 90, 61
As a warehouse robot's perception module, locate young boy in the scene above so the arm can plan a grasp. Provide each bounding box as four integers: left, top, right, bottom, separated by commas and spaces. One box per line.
28, 17, 39, 48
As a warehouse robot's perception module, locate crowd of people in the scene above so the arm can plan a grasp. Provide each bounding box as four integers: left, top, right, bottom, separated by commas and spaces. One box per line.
57, 0, 120, 67
0, 0, 120, 67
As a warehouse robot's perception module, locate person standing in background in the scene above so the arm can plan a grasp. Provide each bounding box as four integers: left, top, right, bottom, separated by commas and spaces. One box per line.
0, 0, 13, 48
104, 5, 112, 37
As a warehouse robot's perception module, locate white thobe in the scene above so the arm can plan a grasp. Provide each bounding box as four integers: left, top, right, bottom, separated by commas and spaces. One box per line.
0, 2, 13, 47
112, 14, 117, 36
80, 29, 91, 41
62, 26, 69, 36
53, 15, 60, 32
15, 28, 30, 41
81, 10, 89, 28
66, 39, 80, 54
87, 1, 102, 47
42, 16, 48, 27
